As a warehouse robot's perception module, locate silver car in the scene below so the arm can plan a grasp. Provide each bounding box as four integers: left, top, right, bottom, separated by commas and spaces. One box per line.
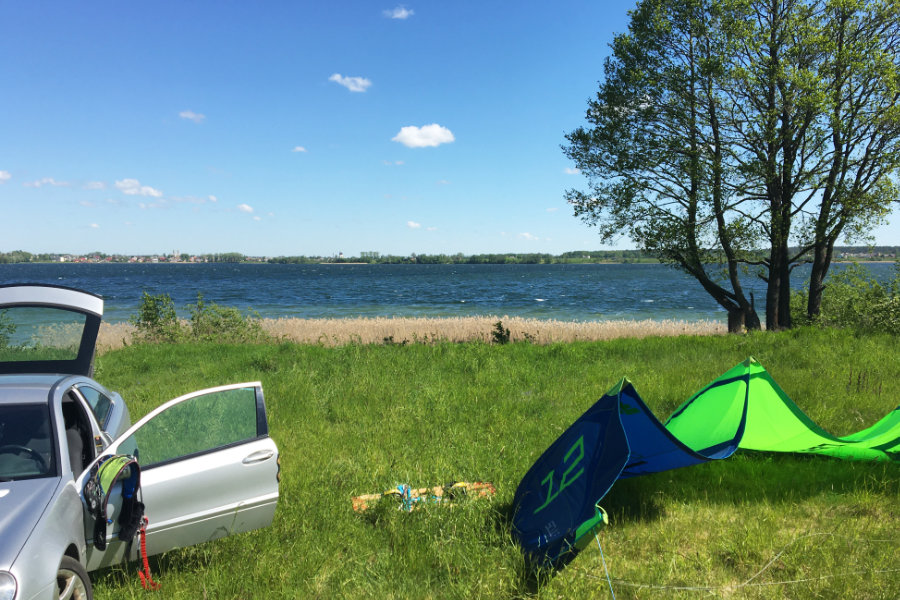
0, 284, 280, 600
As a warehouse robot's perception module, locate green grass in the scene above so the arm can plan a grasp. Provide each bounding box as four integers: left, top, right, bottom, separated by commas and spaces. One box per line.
89, 328, 900, 599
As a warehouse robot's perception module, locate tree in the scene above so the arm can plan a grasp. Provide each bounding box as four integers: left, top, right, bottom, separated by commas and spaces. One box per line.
565, 0, 900, 330
802, 0, 900, 318
565, 0, 762, 332
719, 0, 825, 330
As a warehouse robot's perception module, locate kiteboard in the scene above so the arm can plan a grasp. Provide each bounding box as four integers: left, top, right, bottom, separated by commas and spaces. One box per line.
352, 481, 496, 512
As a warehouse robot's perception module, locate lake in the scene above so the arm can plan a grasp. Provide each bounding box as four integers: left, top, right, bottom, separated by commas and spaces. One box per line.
0, 262, 894, 324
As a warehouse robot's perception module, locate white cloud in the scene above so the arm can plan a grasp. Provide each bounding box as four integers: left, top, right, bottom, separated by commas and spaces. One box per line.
253, 216, 261, 221
170, 195, 215, 205
407, 220, 422, 229
292, 146, 308, 153
84, 181, 106, 190
80, 200, 96, 207
89, 223, 100, 229
138, 200, 165, 210
209, 195, 218, 203
384, 5, 414, 19
427, 226, 437, 231
518, 232, 539, 241
382, 160, 404, 166
564, 167, 581, 175
179, 110, 206, 123
115, 179, 163, 197
546, 207, 560, 213
436, 179, 450, 185
392, 124, 455, 148
329, 73, 372, 93
24, 177, 69, 188
0, 170, 10, 183
237, 203, 254, 213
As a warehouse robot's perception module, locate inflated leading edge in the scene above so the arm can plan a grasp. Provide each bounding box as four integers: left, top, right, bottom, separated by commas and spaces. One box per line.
511, 357, 900, 567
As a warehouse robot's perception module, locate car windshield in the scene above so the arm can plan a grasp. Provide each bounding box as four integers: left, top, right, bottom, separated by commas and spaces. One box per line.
0, 404, 57, 481
0, 306, 86, 362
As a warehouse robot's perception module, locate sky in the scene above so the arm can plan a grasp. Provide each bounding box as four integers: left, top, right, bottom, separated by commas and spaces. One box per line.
2, 1, 898, 258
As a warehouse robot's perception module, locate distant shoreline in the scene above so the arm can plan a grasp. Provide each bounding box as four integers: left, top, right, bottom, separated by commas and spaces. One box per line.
3, 257, 897, 266
4, 244, 894, 266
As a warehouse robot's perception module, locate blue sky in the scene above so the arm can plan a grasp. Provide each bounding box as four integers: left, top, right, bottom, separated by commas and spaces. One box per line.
2, 1, 898, 257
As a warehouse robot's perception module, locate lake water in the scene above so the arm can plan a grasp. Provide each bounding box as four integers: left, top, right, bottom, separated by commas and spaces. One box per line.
0, 262, 894, 324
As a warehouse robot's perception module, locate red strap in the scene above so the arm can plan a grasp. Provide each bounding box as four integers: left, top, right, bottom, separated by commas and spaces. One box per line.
138, 518, 161, 591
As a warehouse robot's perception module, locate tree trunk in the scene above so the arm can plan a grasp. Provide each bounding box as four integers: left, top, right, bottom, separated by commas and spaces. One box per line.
765, 250, 782, 330
807, 241, 834, 319
744, 291, 761, 330
778, 241, 792, 329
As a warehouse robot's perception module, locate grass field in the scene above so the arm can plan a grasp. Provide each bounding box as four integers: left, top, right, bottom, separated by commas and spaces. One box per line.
89, 327, 899, 599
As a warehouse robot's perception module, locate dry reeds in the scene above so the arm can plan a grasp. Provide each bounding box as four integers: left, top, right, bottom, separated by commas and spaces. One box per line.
97, 316, 725, 352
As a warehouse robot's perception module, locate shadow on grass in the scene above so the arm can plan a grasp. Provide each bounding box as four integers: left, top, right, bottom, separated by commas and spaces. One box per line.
487, 500, 553, 598
91, 546, 204, 585
492, 452, 898, 595
605, 452, 898, 525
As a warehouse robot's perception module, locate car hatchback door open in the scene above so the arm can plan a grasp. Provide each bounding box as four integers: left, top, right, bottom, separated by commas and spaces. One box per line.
79, 382, 280, 571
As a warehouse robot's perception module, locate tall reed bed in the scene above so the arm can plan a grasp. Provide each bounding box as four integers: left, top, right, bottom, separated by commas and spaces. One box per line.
97, 316, 725, 351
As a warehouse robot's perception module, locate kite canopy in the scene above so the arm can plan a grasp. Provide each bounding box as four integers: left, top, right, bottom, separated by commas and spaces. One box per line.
667, 358, 900, 461
512, 357, 900, 567
511, 383, 629, 565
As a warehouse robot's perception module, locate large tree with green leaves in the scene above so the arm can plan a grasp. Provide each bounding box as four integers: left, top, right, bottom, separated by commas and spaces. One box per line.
565, 0, 900, 331
565, 0, 763, 331
801, 0, 900, 319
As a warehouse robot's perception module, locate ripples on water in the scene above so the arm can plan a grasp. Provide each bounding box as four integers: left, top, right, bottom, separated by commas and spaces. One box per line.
1, 262, 894, 324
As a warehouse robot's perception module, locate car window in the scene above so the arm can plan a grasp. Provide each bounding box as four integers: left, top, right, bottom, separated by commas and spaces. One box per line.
77, 385, 112, 426
118, 386, 261, 469
0, 306, 85, 362
0, 403, 57, 480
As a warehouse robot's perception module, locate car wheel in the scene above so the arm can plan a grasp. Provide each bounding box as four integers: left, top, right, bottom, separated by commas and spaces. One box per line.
56, 556, 92, 600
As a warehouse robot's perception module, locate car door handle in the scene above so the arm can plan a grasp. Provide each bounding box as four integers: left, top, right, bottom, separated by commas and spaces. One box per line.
243, 449, 276, 465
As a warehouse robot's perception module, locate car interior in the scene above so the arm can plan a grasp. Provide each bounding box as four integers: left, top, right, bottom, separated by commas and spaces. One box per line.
0, 404, 56, 478
62, 393, 94, 475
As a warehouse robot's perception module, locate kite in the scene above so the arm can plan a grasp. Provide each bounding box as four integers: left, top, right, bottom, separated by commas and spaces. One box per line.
512, 357, 900, 567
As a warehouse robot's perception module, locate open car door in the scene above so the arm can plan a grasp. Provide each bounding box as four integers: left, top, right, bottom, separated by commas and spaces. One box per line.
80, 382, 280, 571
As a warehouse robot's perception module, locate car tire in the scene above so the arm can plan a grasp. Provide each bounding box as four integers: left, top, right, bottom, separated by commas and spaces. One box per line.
56, 556, 93, 600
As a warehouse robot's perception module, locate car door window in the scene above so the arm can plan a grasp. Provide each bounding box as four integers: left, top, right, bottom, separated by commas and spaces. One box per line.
76, 385, 112, 426
117, 385, 264, 468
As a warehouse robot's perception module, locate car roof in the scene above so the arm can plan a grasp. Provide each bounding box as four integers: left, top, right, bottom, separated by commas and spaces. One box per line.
0, 374, 70, 405
0, 284, 103, 377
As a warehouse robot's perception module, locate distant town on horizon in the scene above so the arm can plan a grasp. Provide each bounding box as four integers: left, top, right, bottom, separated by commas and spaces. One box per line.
1, 247, 898, 266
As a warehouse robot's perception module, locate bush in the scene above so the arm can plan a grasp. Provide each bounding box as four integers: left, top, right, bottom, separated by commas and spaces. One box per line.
130, 292, 270, 344
130, 292, 182, 343
490, 320, 511, 344
792, 262, 900, 334
187, 293, 269, 343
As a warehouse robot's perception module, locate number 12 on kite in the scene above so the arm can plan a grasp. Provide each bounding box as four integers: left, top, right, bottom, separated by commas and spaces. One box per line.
532, 435, 585, 514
